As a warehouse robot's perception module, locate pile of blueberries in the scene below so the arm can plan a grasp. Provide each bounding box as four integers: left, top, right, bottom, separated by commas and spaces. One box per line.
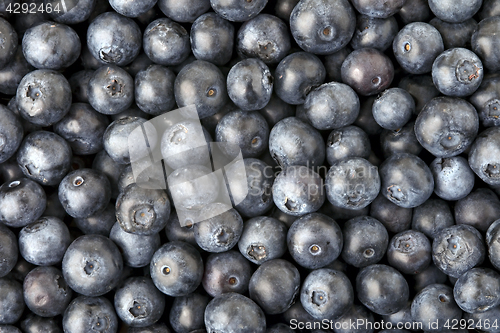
3, 0, 500, 332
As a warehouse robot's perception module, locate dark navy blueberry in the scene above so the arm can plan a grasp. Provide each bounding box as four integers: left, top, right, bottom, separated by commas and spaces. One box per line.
290, 0, 355, 54
430, 18, 477, 49
169, 293, 209, 333
0, 48, 31, 96
0, 178, 46, 228
135, 65, 176, 116
411, 198, 454, 240
87, 12, 142, 66
350, 15, 398, 52
75, 203, 116, 236
23, 266, 72, 317
387, 230, 432, 275
432, 224, 485, 278
238, 216, 287, 265
62, 234, 123, 297
393, 22, 444, 74
63, 296, 118, 333
0, 278, 24, 324
150, 241, 203, 297
454, 268, 500, 313
93, 149, 126, 199
236, 14, 290, 64
202, 250, 252, 297
380, 122, 422, 158
455, 188, 500, 232
300, 268, 353, 320
210, 0, 267, 22
287, 213, 343, 269
19, 216, 70, 266
143, 18, 190, 67
22, 21, 80, 70
0, 224, 17, 278
356, 264, 409, 315
370, 193, 413, 233
341, 216, 388, 268
158, 0, 210, 22
326, 125, 371, 165
472, 17, 500, 73
191, 12, 234, 66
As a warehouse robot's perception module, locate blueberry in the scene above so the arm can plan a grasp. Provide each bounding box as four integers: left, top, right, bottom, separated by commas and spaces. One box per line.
487, 219, 500, 271
226, 59, 273, 111
0, 105, 23, 164
454, 268, 500, 313
326, 126, 371, 165
87, 12, 142, 66
190, 13, 234, 66
430, 18, 477, 50
428, 0, 482, 23
229, 158, 274, 218
430, 157, 475, 201
380, 122, 422, 158
0, 18, 17, 69
472, 17, 500, 72
109, 222, 160, 268
287, 213, 343, 269
158, 0, 210, 22
19, 216, 70, 266
23, 266, 72, 317
123, 52, 154, 77
58, 168, 110, 219
341, 48, 394, 96
238, 216, 287, 265
109, 0, 157, 17
236, 14, 289, 65
274, 52, 326, 105
325, 157, 380, 210
290, 0, 355, 55
194, 203, 243, 252
150, 241, 203, 297
0, 48, 32, 96
350, 0, 406, 18
88, 64, 134, 115
216, 110, 269, 158
169, 292, 209, 333
393, 22, 444, 75
135, 65, 176, 116
114, 277, 165, 327
174, 60, 228, 119
372, 88, 414, 130
411, 198, 454, 240
164, 211, 198, 247
104, 116, 156, 165
54, 103, 109, 155
300, 268, 353, 320
143, 18, 190, 67
128, 323, 171, 333
202, 250, 252, 297
116, 183, 170, 235
455, 188, 500, 232
379, 153, 434, 208
432, 48, 483, 97
249, 259, 300, 314
341, 216, 388, 268
470, 73, 500, 128
16, 69, 72, 127
74, 203, 115, 236
463, 305, 500, 332
356, 264, 409, 315
398, 0, 431, 24
370, 193, 413, 233
398, 74, 441, 114
22, 21, 80, 70
45, 0, 96, 24
210, 0, 268, 22
62, 234, 123, 297
0, 278, 24, 324
273, 166, 325, 216
0, 224, 17, 278
479, 0, 500, 20
387, 230, 432, 275
269, 117, 325, 168
411, 284, 462, 331
381, 301, 413, 329
304, 82, 360, 131
432, 224, 485, 278
469, 127, 500, 186
0, 178, 46, 228
62, 296, 118, 333
350, 15, 398, 52
205, 292, 266, 333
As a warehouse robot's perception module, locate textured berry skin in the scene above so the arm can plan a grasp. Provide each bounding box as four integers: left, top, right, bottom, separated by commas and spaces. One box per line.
428, 0, 482, 23
63, 296, 118, 333
453, 268, 500, 313
387, 230, 432, 275
469, 127, 500, 186
290, 0, 355, 55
